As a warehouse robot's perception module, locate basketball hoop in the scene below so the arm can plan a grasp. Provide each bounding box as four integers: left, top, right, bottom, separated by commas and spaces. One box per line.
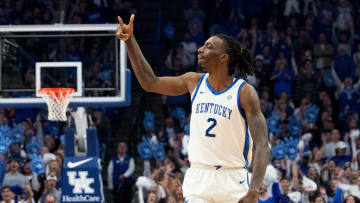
38, 88, 75, 121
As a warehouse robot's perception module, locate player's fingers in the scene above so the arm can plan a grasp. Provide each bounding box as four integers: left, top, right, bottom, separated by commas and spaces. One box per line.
129, 14, 135, 27
116, 30, 129, 40
118, 33, 129, 40
118, 16, 124, 25
115, 28, 122, 36
116, 29, 125, 38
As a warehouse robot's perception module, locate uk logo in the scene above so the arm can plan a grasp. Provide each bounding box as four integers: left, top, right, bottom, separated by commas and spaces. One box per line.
67, 171, 94, 194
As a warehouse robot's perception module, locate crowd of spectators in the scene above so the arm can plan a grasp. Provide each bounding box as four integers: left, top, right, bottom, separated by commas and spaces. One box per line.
137, 0, 360, 203
0, 0, 360, 203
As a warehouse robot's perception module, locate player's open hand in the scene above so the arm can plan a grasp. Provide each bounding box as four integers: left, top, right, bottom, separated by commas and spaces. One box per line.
238, 190, 259, 203
116, 14, 134, 41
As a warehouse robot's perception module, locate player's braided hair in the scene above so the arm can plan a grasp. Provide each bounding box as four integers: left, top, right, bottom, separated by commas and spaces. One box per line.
214, 34, 254, 78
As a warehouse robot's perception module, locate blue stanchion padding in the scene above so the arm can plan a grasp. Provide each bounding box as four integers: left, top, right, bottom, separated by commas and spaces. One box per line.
65, 128, 75, 157
61, 156, 103, 203
86, 128, 99, 157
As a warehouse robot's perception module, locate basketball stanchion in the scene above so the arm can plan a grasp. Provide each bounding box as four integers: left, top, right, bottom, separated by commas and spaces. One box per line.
39, 88, 103, 202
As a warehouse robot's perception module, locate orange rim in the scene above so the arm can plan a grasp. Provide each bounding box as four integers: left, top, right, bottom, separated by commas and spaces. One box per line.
38, 88, 75, 102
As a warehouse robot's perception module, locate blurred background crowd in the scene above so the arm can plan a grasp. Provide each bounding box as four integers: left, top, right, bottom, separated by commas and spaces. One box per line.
0, 0, 360, 203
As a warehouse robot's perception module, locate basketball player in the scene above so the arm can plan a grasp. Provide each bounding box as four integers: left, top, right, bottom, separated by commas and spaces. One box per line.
116, 15, 270, 203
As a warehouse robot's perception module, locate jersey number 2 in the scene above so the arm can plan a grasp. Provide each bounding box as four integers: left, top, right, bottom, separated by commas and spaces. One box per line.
206, 118, 217, 137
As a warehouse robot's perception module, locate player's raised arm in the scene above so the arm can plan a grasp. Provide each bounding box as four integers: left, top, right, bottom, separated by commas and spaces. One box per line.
116, 15, 200, 96
239, 83, 270, 202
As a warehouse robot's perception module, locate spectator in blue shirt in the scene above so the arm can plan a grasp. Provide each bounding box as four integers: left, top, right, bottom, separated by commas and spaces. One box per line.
333, 46, 356, 81
276, 32, 292, 63
107, 142, 135, 203
260, 45, 274, 70
271, 59, 294, 97
299, 152, 311, 175
338, 80, 360, 116
327, 179, 343, 203
331, 65, 360, 116
330, 141, 352, 168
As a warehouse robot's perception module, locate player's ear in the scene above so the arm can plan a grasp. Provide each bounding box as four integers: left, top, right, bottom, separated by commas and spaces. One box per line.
219, 53, 229, 64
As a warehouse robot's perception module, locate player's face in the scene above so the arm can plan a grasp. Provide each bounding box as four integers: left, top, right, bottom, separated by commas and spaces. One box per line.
197, 36, 227, 72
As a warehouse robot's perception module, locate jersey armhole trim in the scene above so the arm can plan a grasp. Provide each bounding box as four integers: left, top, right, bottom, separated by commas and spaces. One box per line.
243, 122, 250, 168
238, 81, 250, 167
191, 73, 206, 106
237, 81, 247, 120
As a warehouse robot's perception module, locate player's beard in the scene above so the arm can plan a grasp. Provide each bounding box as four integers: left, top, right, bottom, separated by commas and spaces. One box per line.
197, 64, 206, 73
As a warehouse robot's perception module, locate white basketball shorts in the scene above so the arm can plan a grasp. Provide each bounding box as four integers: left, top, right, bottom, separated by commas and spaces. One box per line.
182, 165, 250, 203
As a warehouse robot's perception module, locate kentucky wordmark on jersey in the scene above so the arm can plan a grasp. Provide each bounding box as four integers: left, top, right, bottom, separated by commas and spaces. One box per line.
189, 73, 253, 169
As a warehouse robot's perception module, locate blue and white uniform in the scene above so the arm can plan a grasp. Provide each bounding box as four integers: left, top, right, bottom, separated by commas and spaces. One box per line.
183, 73, 253, 203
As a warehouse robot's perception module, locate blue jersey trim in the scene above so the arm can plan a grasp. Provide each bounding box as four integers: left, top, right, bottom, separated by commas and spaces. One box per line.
237, 80, 250, 167
237, 81, 247, 119
246, 171, 250, 187
243, 121, 250, 167
206, 77, 240, 95
191, 73, 206, 106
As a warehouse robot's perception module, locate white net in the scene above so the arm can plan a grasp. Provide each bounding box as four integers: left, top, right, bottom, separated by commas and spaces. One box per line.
39, 88, 75, 121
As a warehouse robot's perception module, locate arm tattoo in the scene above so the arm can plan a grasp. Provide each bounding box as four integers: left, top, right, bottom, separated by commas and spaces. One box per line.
247, 113, 269, 192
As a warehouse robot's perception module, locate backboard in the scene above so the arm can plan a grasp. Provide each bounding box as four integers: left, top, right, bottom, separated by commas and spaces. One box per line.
0, 24, 130, 108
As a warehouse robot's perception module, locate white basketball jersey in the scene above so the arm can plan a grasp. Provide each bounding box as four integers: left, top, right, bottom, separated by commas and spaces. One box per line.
189, 73, 253, 168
